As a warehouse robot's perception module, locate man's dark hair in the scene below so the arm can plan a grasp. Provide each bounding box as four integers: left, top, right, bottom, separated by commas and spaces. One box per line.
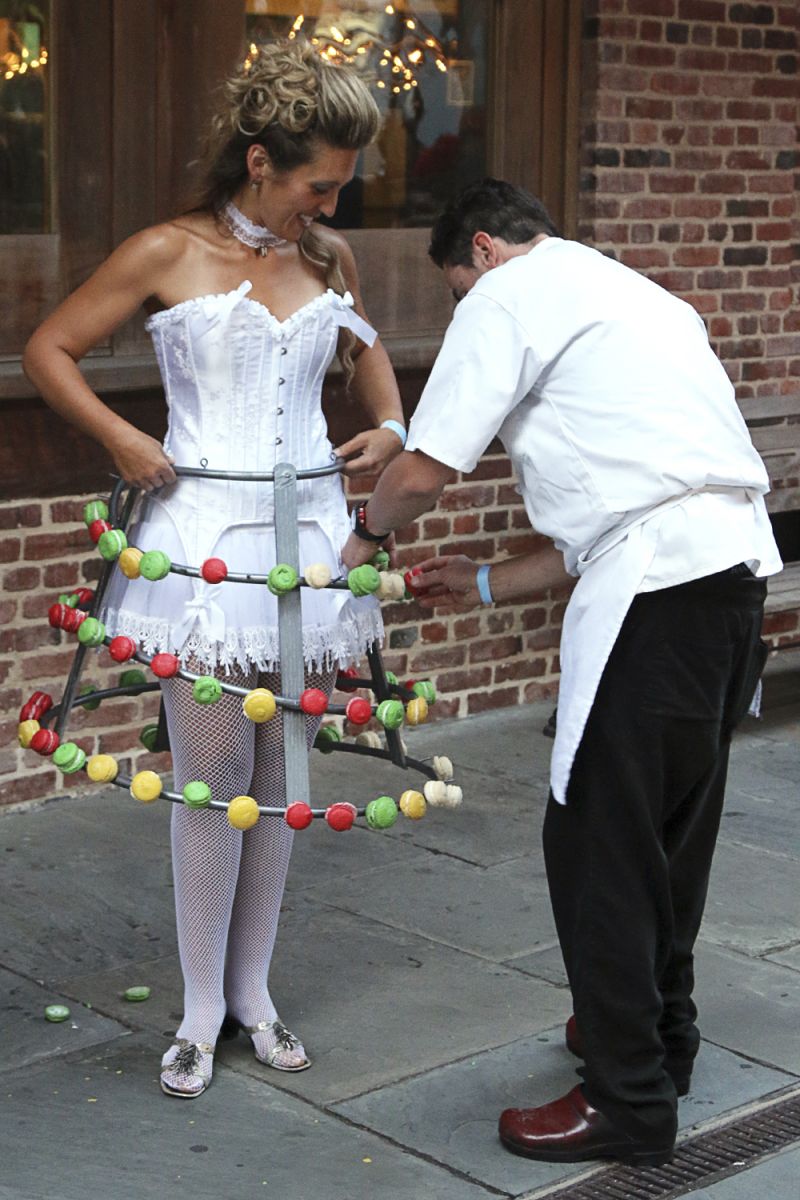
428, 178, 560, 268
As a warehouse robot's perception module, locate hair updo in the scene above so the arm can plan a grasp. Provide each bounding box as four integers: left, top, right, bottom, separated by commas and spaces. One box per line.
192, 40, 380, 384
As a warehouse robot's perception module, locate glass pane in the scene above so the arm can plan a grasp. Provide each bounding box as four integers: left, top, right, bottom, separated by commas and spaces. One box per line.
244, 0, 491, 228
0, 2, 52, 234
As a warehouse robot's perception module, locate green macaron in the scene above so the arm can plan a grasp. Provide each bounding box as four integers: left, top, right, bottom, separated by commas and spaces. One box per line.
183, 781, 212, 809
98, 528, 128, 561
83, 499, 109, 525
192, 676, 222, 705
365, 795, 399, 830
267, 564, 299, 595
77, 617, 106, 646
375, 699, 404, 730
52, 742, 87, 774
139, 550, 171, 580
347, 564, 381, 597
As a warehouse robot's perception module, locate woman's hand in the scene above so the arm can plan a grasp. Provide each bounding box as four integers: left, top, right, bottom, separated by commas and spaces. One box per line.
106, 426, 176, 492
411, 555, 482, 610
334, 427, 404, 477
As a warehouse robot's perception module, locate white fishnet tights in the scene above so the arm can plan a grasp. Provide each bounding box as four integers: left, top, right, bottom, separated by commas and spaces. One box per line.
160, 661, 335, 1067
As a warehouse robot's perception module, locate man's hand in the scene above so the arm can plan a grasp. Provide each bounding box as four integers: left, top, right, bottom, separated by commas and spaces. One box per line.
342, 530, 384, 570
412, 555, 482, 610
334, 428, 404, 476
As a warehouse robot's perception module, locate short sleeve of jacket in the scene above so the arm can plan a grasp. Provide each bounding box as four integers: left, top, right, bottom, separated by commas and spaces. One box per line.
405, 292, 543, 473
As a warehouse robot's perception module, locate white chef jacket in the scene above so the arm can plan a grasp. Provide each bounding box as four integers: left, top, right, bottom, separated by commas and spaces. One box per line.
406, 238, 782, 802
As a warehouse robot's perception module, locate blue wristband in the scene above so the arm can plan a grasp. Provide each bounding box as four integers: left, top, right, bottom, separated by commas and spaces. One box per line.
380, 419, 407, 447
476, 564, 494, 605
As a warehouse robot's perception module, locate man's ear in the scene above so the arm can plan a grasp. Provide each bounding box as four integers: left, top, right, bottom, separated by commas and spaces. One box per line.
472, 230, 497, 267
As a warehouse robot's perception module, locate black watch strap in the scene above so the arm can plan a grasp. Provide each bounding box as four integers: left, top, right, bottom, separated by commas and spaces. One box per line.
351, 503, 387, 543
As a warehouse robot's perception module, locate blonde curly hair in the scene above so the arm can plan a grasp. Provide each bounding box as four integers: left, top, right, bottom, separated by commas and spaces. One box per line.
192, 39, 380, 384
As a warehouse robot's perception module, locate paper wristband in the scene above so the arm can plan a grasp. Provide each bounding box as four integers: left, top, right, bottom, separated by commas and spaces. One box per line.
380, 419, 407, 447
476, 564, 494, 605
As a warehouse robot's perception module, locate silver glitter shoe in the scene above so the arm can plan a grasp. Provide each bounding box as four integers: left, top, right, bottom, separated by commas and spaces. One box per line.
160, 1038, 215, 1097
223, 1016, 310, 1072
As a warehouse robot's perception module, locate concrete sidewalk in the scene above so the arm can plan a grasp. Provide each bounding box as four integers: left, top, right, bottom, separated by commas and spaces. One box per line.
2, 653, 799, 1200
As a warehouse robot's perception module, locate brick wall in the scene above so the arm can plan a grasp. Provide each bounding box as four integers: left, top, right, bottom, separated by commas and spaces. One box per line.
578, 0, 799, 402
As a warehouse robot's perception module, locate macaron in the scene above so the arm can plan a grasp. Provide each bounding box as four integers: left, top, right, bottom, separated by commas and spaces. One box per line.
377, 571, 406, 601
52, 742, 87, 774
130, 770, 162, 803
98, 528, 128, 561
303, 562, 332, 589
201, 557, 228, 584
118, 547, 143, 579
192, 676, 222, 705
384, 671, 398, 686
345, 696, 372, 726
347, 564, 381, 597
365, 795, 398, 830
119, 668, 147, 688
72, 587, 95, 607
44, 1004, 71, 1022
404, 567, 424, 594
150, 652, 180, 678
412, 680, 436, 703
30, 728, 59, 756
19, 691, 53, 722
183, 781, 211, 809
355, 731, 382, 749
432, 755, 454, 781
325, 802, 357, 832
242, 688, 276, 723
77, 617, 106, 647
83, 499, 109, 525
336, 667, 360, 691
139, 549, 171, 581
61, 607, 87, 633
285, 801, 313, 830
88, 518, 112, 543
399, 789, 427, 820
123, 986, 151, 1002
267, 563, 298, 595
423, 780, 463, 809
79, 685, 102, 711
227, 795, 260, 830
405, 696, 429, 726
314, 724, 341, 753
375, 699, 404, 730
300, 688, 328, 716
371, 549, 391, 571
48, 603, 71, 629
86, 753, 119, 783
18, 719, 40, 748
58, 592, 79, 607
139, 723, 160, 752
108, 635, 136, 662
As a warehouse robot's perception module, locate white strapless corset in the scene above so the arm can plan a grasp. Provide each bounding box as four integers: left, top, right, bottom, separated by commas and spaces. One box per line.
101, 284, 383, 673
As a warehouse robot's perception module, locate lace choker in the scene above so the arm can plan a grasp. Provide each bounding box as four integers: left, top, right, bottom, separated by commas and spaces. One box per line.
220, 201, 287, 256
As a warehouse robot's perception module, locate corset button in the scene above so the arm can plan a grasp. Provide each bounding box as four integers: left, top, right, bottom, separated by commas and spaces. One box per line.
275, 437, 282, 445
276, 408, 283, 415
280, 347, 288, 356
278, 378, 285, 385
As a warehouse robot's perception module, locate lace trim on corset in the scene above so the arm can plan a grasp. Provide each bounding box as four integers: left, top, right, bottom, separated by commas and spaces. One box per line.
103, 605, 384, 673
145, 290, 338, 340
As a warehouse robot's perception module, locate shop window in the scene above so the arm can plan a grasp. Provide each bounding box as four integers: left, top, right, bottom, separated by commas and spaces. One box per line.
243, 0, 491, 230
0, 2, 52, 234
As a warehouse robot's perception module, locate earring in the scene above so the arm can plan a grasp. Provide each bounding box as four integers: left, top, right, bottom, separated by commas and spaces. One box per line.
249, 177, 260, 191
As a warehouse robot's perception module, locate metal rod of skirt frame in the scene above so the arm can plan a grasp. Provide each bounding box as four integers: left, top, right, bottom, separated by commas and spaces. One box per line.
273, 462, 311, 805
55, 484, 139, 740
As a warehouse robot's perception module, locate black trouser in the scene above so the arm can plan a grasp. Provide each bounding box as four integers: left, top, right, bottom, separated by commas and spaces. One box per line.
542, 565, 768, 1144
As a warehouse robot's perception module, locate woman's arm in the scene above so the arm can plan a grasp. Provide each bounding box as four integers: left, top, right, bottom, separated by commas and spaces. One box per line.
320, 230, 405, 476
23, 225, 183, 491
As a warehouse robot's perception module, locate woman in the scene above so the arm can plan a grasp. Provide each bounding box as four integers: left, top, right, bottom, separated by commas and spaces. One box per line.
23, 40, 404, 1097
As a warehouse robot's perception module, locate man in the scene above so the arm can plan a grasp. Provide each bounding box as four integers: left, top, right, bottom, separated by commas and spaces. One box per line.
341, 179, 781, 1167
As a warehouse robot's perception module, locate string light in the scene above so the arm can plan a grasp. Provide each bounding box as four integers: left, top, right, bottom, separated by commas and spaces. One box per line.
243, 6, 450, 90
1, 35, 48, 82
